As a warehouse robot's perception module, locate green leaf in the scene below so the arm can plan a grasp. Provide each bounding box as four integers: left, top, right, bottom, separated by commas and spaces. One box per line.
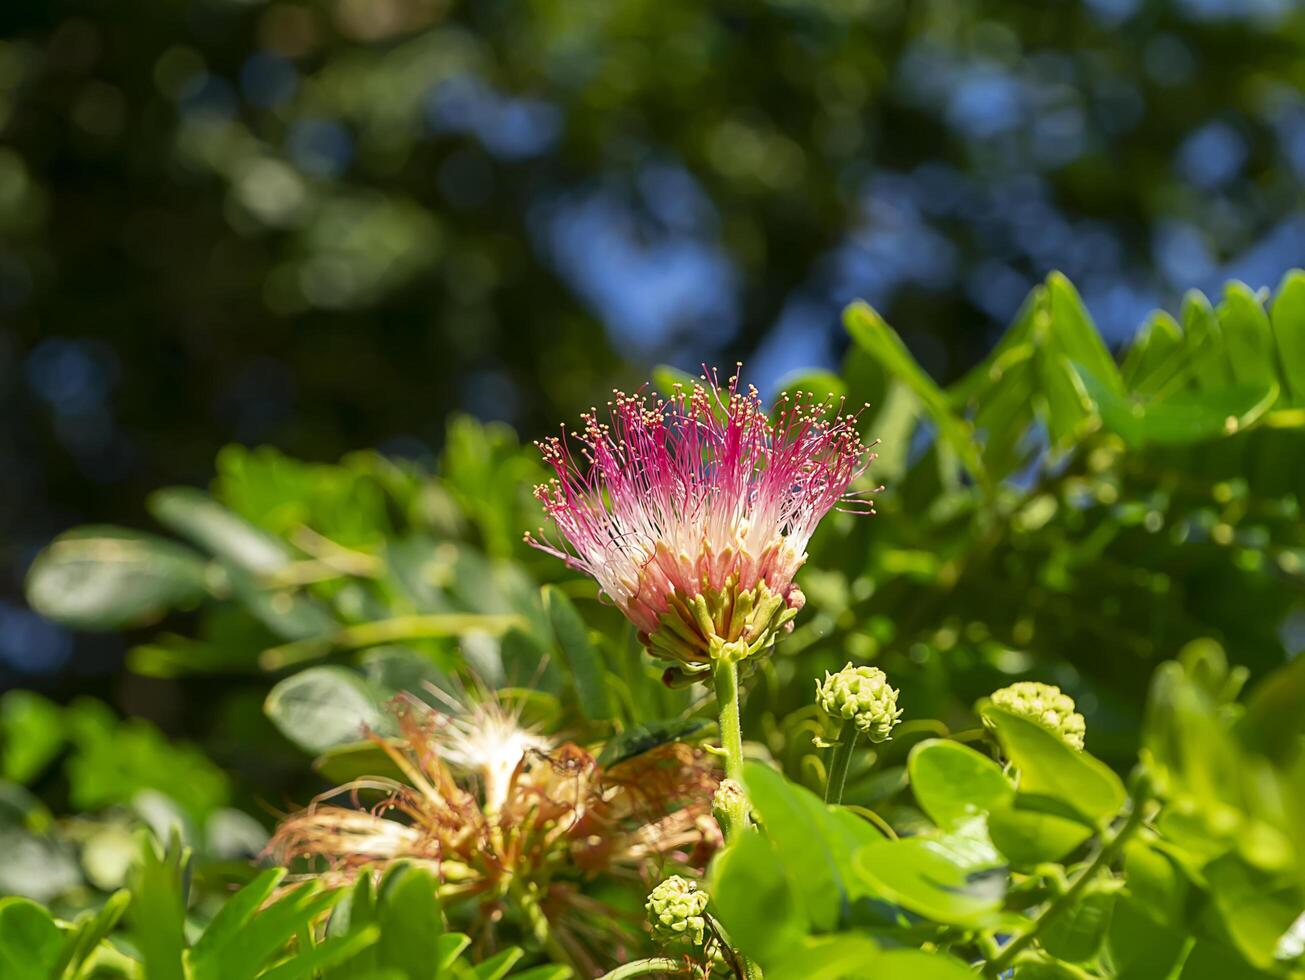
1177, 938, 1279, 980
1218, 282, 1275, 387
1270, 269, 1305, 404
471, 947, 524, 980
323, 873, 379, 979
64, 706, 229, 826
25, 526, 209, 630
542, 587, 613, 722
149, 487, 291, 573
1204, 852, 1302, 969
360, 646, 458, 705
193, 882, 341, 980
313, 739, 408, 785
1106, 898, 1189, 980
128, 834, 188, 980
508, 968, 573, 980
1041, 888, 1115, 963
710, 828, 807, 962
376, 863, 444, 979
844, 301, 988, 489
259, 926, 381, 980
907, 739, 1012, 831
436, 933, 472, 970
1071, 362, 1277, 447
264, 666, 388, 754
982, 706, 1125, 825
1237, 650, 1305, 764
0, 897, 63, 980
1182, 289, 1232, 388
188, 867, 287, 977
596, 718, 708, 766
651, 364, 697, 398
0, 691, 64, 785
874, 949, 977, 979
987, 796, 1093, 868
743, 762, 843, 930
853, 835, 1006, 926
1121, 311, 1184, 394
54, 888, 131, 977
1047, 271, 1123, 394
1012, 962, 1089, 979
971, 347, 1037, 477
1122, 840, 1188, 928
776, 368, 847, 400
764, 934, 881, 980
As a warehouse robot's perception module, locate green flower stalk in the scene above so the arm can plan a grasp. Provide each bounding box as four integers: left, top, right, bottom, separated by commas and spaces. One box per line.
646, 876, 710, 949
990, 681, 1086, 750
817, 663, 901, 804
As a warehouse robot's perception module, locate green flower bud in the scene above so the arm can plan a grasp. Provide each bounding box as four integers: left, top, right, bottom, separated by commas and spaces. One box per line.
646, 875, 710, 948
712, 779, 748, 838
816, 663, 902, 742
990, 681, 1086, 750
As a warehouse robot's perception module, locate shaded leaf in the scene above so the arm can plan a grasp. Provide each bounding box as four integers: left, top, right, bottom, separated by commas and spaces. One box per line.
264, 666, 388, 754
542, 587, 613, 722
25, 527, 209, 630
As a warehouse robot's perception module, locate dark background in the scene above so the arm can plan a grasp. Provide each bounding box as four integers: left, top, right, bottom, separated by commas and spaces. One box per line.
4, 0, 1304, 688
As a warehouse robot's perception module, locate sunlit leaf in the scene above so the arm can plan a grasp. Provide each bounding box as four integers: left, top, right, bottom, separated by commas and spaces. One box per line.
982, 706, 1125, 825
907, 739, 1012, 831
853, 835, 1006, 926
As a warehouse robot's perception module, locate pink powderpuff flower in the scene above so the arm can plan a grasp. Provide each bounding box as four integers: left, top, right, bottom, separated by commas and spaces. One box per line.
527, 367, 877, 681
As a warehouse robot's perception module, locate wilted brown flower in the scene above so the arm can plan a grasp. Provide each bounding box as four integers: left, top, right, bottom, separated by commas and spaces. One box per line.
266, 695, 720, 970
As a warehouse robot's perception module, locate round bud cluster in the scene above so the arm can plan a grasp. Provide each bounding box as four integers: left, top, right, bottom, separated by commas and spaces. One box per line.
646, 875, 710, 948
990, 681, 1086, 750
815, 663, 902, 742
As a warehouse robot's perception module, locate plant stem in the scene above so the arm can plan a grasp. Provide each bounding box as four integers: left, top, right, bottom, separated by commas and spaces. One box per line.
713, 658, 746, 789
508, 879, 582, 974
710, 659, 764, 980
983, 774, 1153, 977
824, 721, 859, 804
597, 958, 690, 979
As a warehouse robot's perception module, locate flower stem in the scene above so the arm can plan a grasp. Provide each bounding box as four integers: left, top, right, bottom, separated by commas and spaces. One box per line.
598, 958, 690, 979
713, 657, 746, 790
508, 878, 582, 974
983, 773, 1153, 977
710, 659, 764, 980
824, 722, 859, 804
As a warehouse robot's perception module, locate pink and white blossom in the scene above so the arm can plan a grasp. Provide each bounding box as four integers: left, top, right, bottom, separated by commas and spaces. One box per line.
527, 368, 876, 666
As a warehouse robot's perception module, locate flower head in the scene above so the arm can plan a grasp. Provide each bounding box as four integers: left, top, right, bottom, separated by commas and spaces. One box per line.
528, 368, 876, 678
816, 663, 902, 742
646, 875, 710, 948
989, 681, 1086, 750
267, 695, 720, 972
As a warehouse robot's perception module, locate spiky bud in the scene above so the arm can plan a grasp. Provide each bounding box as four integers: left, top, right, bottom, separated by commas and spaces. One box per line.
816, 663, 902, 742
646, 875, 710, 948
990, 681, 1086, 750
